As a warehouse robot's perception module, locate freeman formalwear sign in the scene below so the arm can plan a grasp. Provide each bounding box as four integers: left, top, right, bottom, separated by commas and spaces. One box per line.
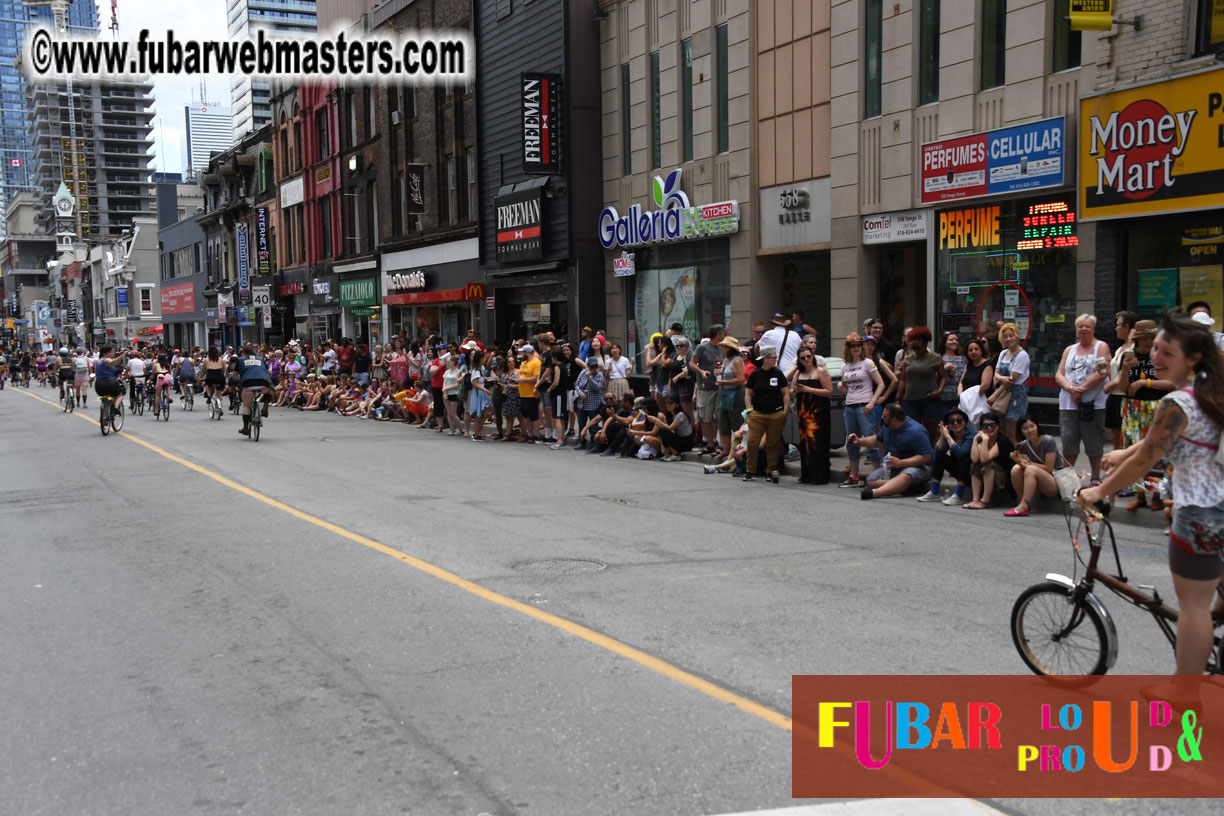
495, 188, 544, 263
522, 73, 561, 174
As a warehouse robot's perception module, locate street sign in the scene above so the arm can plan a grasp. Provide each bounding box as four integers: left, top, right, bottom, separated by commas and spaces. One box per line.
261, 305, 272, 328
252, 286, 271, 307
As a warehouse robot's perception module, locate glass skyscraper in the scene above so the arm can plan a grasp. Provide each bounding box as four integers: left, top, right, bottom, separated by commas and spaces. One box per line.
0, 0, 98, 227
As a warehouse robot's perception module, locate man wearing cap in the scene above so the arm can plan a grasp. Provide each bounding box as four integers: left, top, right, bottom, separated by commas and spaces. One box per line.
759, 312, 803, 371
517, 344, 542, 442
690, 324, 726, 454
573, 357, 605, 450
1188, 301, 1224, 350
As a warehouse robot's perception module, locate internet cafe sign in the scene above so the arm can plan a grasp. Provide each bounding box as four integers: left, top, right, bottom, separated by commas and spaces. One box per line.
598, 168, 739, 250
1079, 67, 1224, 221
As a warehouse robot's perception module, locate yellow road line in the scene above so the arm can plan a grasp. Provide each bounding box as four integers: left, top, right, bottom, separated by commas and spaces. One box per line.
12, 388, 792, 731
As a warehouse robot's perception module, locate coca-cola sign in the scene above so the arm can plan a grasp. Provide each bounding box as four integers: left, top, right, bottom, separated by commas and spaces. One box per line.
405, 164, 427, 215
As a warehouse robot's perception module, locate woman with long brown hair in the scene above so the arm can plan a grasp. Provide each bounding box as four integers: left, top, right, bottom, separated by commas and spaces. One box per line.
1079, 313, 1224, 696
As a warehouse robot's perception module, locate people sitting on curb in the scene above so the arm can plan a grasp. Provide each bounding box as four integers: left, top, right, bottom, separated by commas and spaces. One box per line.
965, 412, 1013, 509
848, 402, 933, 500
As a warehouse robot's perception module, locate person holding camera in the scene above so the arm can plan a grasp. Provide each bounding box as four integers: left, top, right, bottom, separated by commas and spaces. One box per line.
1109, 319, 1176, 507
848, 403, 933, 500
918, 408, 975, 505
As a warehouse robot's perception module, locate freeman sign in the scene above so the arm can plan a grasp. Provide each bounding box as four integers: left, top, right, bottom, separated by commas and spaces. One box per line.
522, 73, 561, 174
496, 189, 544, 263
599, 168, 740, 250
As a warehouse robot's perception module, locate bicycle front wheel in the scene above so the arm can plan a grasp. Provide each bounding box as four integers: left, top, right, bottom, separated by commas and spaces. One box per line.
1012, 582, 1110, 677
111, 402, 124, 432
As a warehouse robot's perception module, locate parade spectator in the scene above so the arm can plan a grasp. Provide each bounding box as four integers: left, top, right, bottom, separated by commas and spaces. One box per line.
989, 322, 1029, 441
919, 408, 975, 505
742, 345, 790, 482
1187, 301, 1224, 349
790, 345, 833, 484
869, 319, 899, 370
642, 394, 695, 461
605, 343, 632, 402
669, 335, 696, 438
517, 344, 541, 443
964, 412, 1013, 509
441, 354, 462, 435
573, 358, 606, 450
897, 326, 945, 442
938, 332, 966, 416
851, 403, 934, 500
759, 313, 803, 371
715, 336, 746, 461
1006, 415, 1068, 517
1110, 319, 1176, 507
1106, 310, 1138, 450
371, 345, 388, 382
691, 325, 726, 454
839, 333, 885, 489
957, 337, 994, 397
1055, 314, 1110, 483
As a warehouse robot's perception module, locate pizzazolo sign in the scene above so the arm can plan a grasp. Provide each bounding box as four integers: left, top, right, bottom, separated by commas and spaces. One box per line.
598, 169, 739, 250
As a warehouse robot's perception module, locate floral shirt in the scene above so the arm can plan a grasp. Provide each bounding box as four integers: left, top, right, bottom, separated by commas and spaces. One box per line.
1166, 389, 1224, 509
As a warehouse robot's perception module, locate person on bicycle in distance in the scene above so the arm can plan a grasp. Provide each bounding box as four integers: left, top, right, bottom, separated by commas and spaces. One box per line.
126, 349, 147, 409
93, 344, 128, 405
151, 350, 174, 409
178, 351, 197, 400
1079, 313, 1224, 696
234, 344, 274, 436
55, 347, 74, 400
201, 348, 226, 408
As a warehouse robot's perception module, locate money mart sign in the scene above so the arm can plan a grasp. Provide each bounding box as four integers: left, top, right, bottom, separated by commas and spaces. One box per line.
598, 169, 739, 249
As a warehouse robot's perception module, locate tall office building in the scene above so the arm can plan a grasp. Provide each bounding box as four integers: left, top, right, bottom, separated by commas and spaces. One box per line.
181, 103, 232, 179
228, 0, 318, 140
0, 0, 98, 234
28, 78, 156, 239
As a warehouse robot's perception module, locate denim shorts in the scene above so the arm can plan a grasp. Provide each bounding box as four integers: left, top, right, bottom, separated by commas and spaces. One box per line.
1170, 503, 1224, 576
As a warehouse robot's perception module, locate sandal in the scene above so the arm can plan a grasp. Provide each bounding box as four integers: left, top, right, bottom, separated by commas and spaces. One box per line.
963, 501, 987, 510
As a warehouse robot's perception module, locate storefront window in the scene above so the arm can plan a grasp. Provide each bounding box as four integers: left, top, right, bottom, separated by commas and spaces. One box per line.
936, 196, 1079, 398
1127, 218, 1224, 320
623, 239, 731, 376
416, 306, 440, 336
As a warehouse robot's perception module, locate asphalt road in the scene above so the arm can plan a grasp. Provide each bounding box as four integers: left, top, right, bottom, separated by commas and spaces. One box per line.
0, 385, 1212, 815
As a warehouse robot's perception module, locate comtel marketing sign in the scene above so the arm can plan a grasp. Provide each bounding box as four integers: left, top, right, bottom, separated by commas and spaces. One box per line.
920, 118, 1065, 205
598, 168, 739, 250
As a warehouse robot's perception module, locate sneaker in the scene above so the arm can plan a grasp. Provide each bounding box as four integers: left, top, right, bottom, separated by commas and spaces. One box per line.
703, 464, 719, 474
838, 476, 861, 488
742, 473, 755, 481
916, 491, 942, 502
586, 446, 604, 455
860, 485, 873, 500
942, 494, 964, 506
600, 448, 616, 456
472, 435, 486, 441
576, 442, 588, 451
550, 442, 566, 450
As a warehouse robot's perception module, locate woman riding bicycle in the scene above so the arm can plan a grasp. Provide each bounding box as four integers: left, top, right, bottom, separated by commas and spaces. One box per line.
202, 348, 227, 407
1079, 312, 1224, 694
93, 345, 128, 405
151, 352, 174, 410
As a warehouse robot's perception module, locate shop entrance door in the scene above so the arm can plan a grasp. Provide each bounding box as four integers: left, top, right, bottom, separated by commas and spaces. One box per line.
877, 244, 926, 346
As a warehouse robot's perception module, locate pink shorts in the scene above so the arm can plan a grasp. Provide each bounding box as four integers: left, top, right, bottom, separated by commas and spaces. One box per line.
157, 374, 173, 388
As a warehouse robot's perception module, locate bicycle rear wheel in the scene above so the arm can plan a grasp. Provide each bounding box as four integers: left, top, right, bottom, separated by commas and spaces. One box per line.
100, 403, 110, 436
111, 401, 124, 432
1012, 581, 1110, 677
251, 415, 260, 441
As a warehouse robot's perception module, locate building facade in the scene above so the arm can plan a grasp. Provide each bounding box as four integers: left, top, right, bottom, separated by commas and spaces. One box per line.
372, 0, 479, 345
228, 0, 318, 140
597, 0, 756, 373
476, 0, 604, 343
0, 0, 98, 230
182, 103, 233, 180
157, 181, 209, 349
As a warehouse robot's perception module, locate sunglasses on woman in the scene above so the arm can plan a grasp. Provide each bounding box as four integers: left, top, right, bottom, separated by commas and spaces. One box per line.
980, 422, 998, 429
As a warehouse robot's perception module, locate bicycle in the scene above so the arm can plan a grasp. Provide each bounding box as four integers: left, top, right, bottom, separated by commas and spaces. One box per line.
248, 394, 263, 441
157, 388, 171, 421
181, 382, 194, 411
60, 380, 74, 413
1011, 500, 1224, 677
98, 394, 124, 436
207, 389, 223, 420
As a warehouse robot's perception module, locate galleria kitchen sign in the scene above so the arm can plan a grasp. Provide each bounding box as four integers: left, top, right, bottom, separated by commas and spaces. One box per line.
598, 169, 739, 250
1079, 67, 1224, 220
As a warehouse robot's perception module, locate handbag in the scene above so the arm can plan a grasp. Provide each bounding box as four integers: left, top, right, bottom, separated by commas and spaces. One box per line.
989, 386, 1012, 415
719, 388, 737, 412
1025, 440, 1080, 501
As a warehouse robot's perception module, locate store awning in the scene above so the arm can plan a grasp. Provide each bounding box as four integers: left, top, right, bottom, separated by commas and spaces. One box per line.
383, 288, 466, 306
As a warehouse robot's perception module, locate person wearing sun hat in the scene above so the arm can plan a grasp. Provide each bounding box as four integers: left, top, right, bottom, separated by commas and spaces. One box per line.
714, 335, 747, 463
1187, 302, 1224, 350
1110, 319, 1177, 505
759, 312, 803, 371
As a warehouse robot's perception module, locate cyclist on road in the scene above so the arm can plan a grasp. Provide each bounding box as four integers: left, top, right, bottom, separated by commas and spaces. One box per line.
55, 348, 74, 402
233, 345, 273, 436
202, 347, 227, 412
127, 350, 148, 410
72, 348, 89, 406
93, 344, 129, 406
18, 349, 31, 386
178, 353, 197, 400
151, 352, 174, 411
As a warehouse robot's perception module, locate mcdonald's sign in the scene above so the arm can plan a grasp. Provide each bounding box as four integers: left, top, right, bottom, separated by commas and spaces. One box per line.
465, 282, 486, 301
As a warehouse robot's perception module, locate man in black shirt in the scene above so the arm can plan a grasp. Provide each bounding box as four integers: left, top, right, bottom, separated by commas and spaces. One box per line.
743, 345, 790, 482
